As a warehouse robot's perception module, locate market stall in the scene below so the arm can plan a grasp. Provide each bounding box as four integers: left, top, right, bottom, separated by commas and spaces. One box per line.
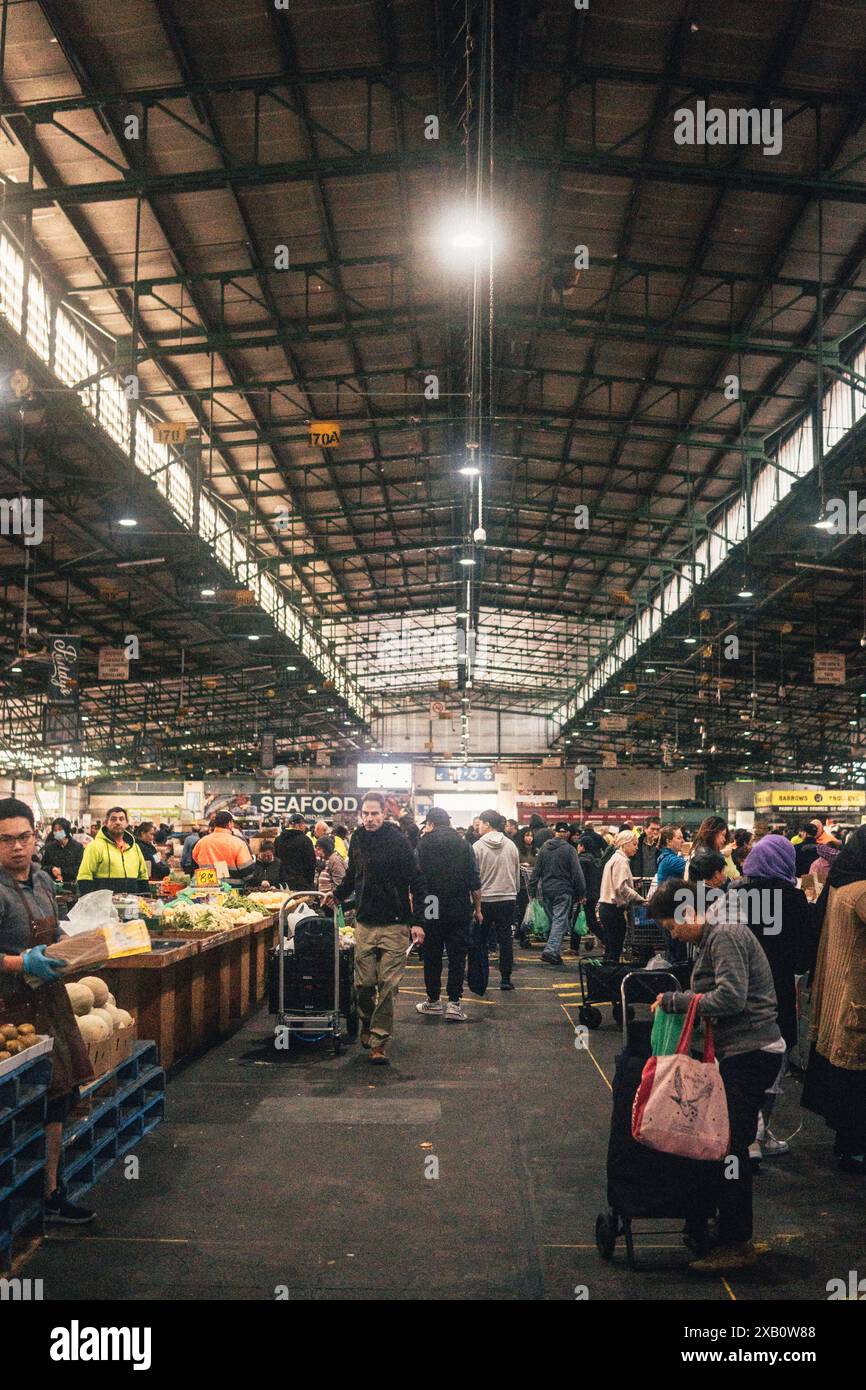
97, 889, 281, 1070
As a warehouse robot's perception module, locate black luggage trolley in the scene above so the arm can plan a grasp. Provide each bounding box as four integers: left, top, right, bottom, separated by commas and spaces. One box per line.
577, 883, 685, 1028
594, 969, 718, 1269
268, 893, 358, 1056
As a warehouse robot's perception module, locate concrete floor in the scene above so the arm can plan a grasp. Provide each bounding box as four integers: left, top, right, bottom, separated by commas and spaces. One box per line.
28, 950, 866, 1300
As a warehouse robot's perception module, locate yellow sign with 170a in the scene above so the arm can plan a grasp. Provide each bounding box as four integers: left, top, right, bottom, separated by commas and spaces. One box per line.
309, 421, 341, 447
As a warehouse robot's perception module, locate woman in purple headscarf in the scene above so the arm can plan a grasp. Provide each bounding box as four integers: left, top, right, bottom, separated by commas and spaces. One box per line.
738, 835, 821, 1154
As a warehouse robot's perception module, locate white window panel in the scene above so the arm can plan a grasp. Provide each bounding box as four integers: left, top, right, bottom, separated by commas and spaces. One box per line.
0, 237, 23, 333
26, 275, 50, 363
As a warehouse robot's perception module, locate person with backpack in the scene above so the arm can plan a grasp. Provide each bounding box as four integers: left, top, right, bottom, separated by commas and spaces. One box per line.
529, 822, 586, 967
415, 808, 481, 1021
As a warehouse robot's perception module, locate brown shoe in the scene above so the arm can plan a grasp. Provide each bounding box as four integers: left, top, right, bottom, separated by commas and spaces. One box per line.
360, 1029, 372, 1049
369, 1045, 389, 1065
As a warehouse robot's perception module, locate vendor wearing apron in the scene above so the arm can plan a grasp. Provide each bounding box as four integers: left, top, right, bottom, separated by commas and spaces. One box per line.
0, 797, 96, 1224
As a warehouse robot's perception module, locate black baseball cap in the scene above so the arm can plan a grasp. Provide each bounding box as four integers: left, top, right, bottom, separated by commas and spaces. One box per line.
555, 820, 571, 832
289, 813, 308, 826
426, 807, 451, 826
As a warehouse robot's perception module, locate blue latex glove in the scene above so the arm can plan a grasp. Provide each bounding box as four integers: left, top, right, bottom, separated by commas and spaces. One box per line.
21, 944, 67, 982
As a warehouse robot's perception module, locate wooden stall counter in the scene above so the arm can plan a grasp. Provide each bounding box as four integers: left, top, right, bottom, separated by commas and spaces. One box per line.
101, 916, 277, 1071
100, 941, 197, 1072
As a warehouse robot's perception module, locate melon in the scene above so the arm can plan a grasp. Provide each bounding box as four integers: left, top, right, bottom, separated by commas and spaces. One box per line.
91, 1007, 115, 1034
66, 982, 94, 1016
78, 976, 109, 1008
113, 1009, 133, 1030
77, 1013, 110, 1043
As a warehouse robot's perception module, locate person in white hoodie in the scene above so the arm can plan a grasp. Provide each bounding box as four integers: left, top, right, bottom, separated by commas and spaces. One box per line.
473, 809, 521, 990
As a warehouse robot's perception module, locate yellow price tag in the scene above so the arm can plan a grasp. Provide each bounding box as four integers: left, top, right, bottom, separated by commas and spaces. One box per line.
194, 867, 219, 886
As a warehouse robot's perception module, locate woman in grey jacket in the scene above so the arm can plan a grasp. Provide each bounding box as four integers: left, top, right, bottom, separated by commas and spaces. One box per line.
649, 876, 783, 1274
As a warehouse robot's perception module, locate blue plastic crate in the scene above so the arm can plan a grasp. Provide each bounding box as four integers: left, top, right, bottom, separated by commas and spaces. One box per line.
60, 1044, 165, 1198
0, 1054, 52, 1120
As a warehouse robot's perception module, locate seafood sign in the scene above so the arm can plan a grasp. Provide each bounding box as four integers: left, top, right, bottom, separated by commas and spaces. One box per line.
47, 634, 80, 704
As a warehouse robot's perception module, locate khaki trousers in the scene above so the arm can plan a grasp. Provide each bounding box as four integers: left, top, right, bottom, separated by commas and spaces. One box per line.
354, 920, 409, 1044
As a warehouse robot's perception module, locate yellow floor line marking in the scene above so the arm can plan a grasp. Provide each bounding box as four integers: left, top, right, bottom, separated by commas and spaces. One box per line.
721, 1278, 737, 1301
559, 1001, 612, 1092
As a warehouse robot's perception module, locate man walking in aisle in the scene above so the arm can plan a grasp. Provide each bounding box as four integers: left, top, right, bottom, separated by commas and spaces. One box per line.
529, 821, 586, 967
333, 791, 427, 1064
416, 807, 481, 1021
473, 809, 521, 990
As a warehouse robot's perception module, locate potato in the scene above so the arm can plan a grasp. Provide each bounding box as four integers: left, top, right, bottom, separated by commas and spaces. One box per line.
0, 1023, 18, 1041
17, 1022, 36, 1035
5, 1039, 20, 1054
0, 1051, 10, 1061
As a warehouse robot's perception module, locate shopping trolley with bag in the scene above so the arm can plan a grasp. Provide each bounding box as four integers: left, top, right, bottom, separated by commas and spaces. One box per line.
268, 892, 358, 1056
594, 970, 720, 1269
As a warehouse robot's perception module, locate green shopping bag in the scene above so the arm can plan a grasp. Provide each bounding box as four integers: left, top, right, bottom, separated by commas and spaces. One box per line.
650, 1007, 686, 1056
334, 904, 346, 931
573, 906, 588, 937
530, 899, 550, 940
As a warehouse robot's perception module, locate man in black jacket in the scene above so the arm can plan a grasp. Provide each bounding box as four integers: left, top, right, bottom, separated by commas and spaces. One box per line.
274, 814, 316, 889
415, 807, 481, 1021
633, 818, 662, 880
529, 823, 586, 966
333, 792, 427, 1063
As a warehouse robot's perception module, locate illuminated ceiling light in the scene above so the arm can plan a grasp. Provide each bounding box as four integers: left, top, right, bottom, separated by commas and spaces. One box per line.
285, 664, 297, 671
683, 636, 698, 645
737, 588, 754, 599
459, 557, 476, 567
118, 517, 137, 527
10, 665, 21, 673
201, 587, 216, 597
247, 634, 260, 641
813, 516, 834, 529
459, 465, 480, 477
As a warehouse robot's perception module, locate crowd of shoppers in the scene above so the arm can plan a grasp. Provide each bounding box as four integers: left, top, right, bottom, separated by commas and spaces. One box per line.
13, 793, 863, 1274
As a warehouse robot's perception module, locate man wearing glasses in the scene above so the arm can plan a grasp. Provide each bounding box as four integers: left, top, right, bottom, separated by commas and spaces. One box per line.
331, 792, 427, 1064
0, 797, 96, 1224
76, 805, 149, 895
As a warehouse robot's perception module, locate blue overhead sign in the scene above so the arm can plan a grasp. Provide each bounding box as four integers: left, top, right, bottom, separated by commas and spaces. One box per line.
434, 765, 495, 783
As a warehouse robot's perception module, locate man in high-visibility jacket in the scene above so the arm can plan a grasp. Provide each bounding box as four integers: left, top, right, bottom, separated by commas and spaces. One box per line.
76, 806, 149, 894
308, 818, 348, 860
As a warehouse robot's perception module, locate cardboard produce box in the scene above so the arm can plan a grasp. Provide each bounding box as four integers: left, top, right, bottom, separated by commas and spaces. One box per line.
44, 919, 152, 973
83, 1022, 138, 1081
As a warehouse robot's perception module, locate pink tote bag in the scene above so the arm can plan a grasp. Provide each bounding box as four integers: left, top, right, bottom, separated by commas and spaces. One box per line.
631, 994, 730, 1161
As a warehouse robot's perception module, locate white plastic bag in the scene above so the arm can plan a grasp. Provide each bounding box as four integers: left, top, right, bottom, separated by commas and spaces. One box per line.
61, 890, 119, 936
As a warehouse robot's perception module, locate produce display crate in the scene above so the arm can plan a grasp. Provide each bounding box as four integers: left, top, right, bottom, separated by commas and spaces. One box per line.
0, 1046, 50, 1275
61, 1041, 165, 1204
84, 1023, 138, 1082
0, 1041, 53, 1119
